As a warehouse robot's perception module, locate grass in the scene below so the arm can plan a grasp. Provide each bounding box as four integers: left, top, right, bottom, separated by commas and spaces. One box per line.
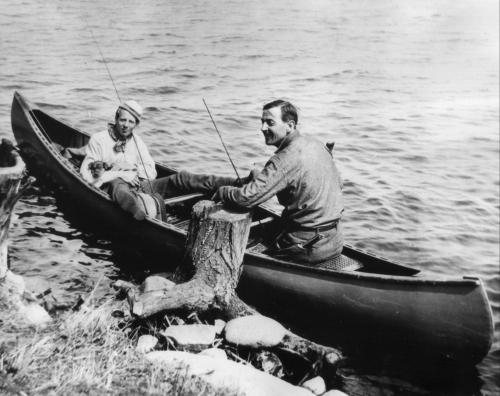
0, 295, 240, 396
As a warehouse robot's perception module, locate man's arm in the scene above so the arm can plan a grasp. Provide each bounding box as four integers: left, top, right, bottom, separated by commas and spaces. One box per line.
80, 137, 101, 183
214, 157, 288, 208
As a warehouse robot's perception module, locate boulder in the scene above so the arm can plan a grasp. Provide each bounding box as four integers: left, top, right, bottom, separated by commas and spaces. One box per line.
146, 350, 315, 396
142, 275, 175, 293
199, 347, 227, 360
224, 315, 287, 348
136, 335, 158, 354
161, 324, 216, 348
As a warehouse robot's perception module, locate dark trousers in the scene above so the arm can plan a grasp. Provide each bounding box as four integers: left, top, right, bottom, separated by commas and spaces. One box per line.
106, 171, 237, 220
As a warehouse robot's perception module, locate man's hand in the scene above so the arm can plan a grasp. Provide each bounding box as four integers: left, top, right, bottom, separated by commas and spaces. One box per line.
128, 175, 141, 188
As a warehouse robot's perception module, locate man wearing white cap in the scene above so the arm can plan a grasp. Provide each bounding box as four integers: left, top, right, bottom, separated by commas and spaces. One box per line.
81, 100, 238, 220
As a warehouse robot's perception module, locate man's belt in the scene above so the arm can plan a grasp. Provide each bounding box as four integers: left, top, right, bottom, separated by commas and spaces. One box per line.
286, 219, 340, 233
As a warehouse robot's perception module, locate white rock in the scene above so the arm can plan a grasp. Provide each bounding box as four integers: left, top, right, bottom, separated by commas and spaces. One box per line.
214, 319, 226, 334
301, 376, 326, 395
136, 335, 158, 354
322, 390, 349, 396
162, 324, 216, 347
146, 351, 315, 396
142, 275, 175, 293
224, 315, 286, 348
19, 303, 51, 327
199, 347, 227, 360
4, 270, 25, 295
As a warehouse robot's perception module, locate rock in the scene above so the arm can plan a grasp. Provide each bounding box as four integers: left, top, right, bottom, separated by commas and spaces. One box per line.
146, 351, 315, 396
322, 390, 349, 396
4, 270, 25, 295
199, 347, 227, 360
251, 350, 284, 378
19, 303, 51, 327
224, 315, 287, 348
161, 324, 216, 348
214, 319, 226, 334
142, 275, 175, 293
301, 376, 326, 395
136, 335, 158, 354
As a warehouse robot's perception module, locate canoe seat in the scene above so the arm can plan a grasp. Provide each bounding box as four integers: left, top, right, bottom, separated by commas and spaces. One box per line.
315, 255, 363, 271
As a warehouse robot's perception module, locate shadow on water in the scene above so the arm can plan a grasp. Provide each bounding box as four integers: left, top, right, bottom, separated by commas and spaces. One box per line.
33, 183, 181, 284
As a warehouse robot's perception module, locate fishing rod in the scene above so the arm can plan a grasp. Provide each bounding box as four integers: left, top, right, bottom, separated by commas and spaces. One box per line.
85, 20, 154, 192
202, 99, 242, 184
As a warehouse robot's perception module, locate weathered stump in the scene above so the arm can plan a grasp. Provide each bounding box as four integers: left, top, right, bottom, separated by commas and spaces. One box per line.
130, 200, 255, 318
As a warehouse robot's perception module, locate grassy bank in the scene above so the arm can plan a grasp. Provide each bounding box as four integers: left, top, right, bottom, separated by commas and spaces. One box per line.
0, 298, 239, 396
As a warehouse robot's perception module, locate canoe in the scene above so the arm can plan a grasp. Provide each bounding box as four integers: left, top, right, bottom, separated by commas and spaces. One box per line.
11, 91, 493, 365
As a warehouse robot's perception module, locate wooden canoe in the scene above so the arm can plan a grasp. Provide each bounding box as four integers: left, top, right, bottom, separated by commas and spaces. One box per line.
10, 91, 493, 365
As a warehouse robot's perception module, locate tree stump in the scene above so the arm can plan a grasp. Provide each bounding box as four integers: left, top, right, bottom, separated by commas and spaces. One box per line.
130, 200, 255, 318
123, 200, 343, 370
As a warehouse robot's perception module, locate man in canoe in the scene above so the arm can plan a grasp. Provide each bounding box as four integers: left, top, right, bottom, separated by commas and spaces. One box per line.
212, 99, 344, 264
80, 100, 238, 220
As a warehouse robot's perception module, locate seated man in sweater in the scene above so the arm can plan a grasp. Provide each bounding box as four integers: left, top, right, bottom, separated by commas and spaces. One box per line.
80, 100, 236, 220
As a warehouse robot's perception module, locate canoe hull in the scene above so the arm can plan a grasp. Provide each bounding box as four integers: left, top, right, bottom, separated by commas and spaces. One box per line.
11, 92, 494, 365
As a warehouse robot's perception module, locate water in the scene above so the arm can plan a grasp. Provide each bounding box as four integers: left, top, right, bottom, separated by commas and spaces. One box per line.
1, 0, 498, 393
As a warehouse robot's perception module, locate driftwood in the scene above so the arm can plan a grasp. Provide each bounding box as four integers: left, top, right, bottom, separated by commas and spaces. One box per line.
122, 200, 343, 370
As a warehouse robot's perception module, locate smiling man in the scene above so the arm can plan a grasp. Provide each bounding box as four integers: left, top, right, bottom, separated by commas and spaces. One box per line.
213, 99, 344, 264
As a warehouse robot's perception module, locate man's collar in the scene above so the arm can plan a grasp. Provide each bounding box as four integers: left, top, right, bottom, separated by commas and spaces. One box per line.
275, 129, 300, 153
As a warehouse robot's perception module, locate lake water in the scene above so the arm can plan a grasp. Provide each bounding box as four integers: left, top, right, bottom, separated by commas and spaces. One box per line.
1, 0, 498, 394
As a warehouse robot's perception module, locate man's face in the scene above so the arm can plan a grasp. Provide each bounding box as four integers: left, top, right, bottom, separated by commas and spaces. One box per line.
261, 106, 292, 147
115, 109, 137, 139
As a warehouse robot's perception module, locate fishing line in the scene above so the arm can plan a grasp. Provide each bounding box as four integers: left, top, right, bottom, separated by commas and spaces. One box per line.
202, 99, 242, 184
85, 18, 154, 192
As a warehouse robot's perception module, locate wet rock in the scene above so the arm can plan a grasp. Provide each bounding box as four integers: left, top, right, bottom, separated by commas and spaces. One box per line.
19, 303, 51, 327
301, 376, 326, 395
251, 350, 284, 378
136, 335, 158, 354
146, 351, 315, 396
224, 315, 287, 348
3, 270, 25, 295
214, 318, 226, 334
322, 390, 349, 396
199, 347, 227, 360
142, 275, 175, 293
161, 324, 216, 348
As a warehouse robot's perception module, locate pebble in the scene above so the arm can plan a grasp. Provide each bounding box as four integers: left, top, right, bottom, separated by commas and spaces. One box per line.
136, 335, 158, 353
214, 318, 226, 334
301, 376, 326, 395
